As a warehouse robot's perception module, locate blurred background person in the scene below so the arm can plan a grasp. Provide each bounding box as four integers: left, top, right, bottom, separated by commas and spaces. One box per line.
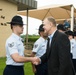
65, 30, 74, 58
74, 31, 76, 41
65, 30, 76, 74
63, 19, 70, 30
31, 24, 48, 75
57, 24, 66, 33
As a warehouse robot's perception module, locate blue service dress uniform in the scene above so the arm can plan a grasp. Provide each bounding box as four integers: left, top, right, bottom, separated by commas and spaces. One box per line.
3, 33, 25, 75
32, 37, 48, 75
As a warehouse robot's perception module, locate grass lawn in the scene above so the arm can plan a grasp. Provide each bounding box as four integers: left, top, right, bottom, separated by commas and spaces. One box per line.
0, 57, 34, 75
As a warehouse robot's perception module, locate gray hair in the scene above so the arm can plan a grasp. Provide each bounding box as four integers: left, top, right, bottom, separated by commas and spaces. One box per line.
47, 16, 56, 26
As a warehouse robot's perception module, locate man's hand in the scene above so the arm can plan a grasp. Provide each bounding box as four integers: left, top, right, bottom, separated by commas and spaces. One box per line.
32, 57, 41, 65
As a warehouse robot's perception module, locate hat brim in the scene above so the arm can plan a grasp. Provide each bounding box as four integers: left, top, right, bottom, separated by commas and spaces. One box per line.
7, 22, 26, 25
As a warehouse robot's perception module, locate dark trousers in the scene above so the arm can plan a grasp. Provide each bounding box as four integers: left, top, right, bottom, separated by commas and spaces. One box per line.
3, 65, 24, 75
73, 59, 76, 73
35, 63, 48, 75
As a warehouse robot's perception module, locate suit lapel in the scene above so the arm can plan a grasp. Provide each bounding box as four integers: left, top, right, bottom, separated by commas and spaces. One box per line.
47, 30, 58, 57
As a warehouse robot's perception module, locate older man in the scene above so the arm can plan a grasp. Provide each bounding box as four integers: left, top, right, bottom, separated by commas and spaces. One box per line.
33, 16, 75, 75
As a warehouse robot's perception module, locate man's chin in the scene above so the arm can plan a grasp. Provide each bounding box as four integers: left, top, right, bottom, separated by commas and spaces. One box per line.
20, 32, 23, 34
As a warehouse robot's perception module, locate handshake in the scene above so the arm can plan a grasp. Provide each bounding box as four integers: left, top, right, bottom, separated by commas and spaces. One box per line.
31, 57, 41, 65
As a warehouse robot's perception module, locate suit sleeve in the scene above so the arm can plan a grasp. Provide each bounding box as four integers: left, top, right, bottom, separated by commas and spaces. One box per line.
58, 34, 71, 75
40, 51, 47, 63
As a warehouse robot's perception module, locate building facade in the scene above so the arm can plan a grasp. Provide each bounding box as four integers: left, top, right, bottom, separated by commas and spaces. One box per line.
0, 0, 17, 57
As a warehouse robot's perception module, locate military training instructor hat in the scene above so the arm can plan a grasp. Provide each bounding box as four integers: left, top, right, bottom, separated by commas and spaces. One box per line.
57, 24, 66, 31
39, 24, 44, 32
8, 15, 24, 26
65, 30, 73, 36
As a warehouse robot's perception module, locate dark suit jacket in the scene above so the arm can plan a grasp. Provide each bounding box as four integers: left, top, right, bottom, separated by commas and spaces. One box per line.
40, 30, 75, 75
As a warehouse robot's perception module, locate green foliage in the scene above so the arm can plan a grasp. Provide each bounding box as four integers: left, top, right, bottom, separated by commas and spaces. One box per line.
28, 37, 39, 42
0, 58, 34, 75
21, 35, 40, 42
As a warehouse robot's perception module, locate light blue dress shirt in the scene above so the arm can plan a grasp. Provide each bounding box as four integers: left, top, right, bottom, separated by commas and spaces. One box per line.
32, 37, 47, 57
48, 30, 57, 45
5, 33, 24, 66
